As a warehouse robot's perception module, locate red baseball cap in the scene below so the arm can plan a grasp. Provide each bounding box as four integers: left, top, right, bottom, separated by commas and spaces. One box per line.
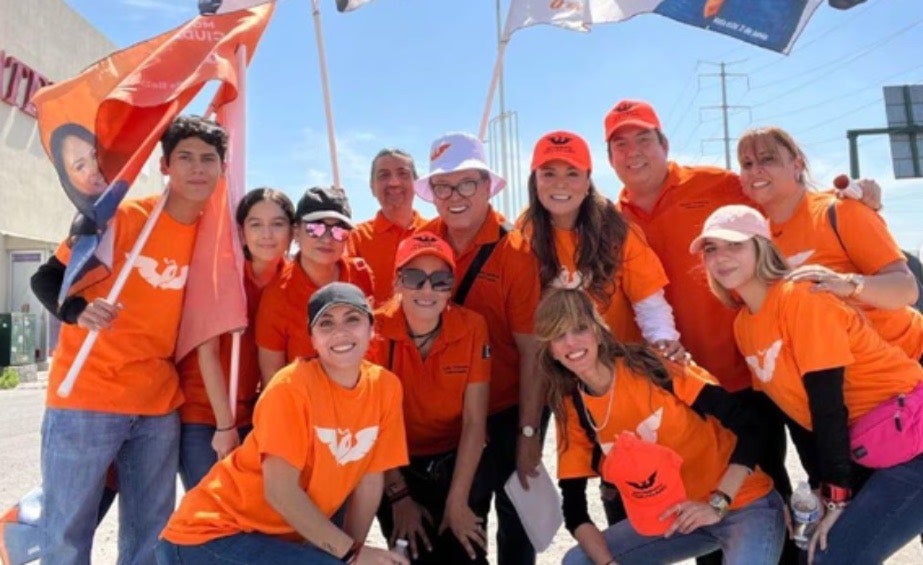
530, 131, 592, 172
604, 100, 662, 141
394, 231, 456, 273
602, 432, 686, 536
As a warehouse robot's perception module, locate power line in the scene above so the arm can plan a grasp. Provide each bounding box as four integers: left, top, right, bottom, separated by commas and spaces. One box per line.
756, 63, 923, 122
752, 19, 923, 107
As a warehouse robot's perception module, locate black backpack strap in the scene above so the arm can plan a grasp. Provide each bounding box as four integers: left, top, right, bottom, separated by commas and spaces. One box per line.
826, 201, 850, 258
452, 222, 511, 306
569, 387, 606, 476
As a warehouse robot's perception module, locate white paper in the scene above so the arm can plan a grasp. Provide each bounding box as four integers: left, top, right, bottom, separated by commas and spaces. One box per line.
503, 462, 564, 552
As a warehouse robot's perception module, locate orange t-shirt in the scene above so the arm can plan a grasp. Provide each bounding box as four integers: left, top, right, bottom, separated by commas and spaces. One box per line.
347, 210, 427, 305
618, 162, 751, 392
551, 222, 668, 343
369, 301, 491, 456
557, 360, 773, 509
418, 210, 541, 414
771, 191, 923, 361
47, 196, 197, 415
734, 280, 923, 430
161, 358, 408, 545
255, 256, 374, 361
178, 260, 284, 426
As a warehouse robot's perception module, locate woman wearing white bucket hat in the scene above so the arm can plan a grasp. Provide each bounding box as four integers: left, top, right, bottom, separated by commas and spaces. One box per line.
415, 132, 545, 565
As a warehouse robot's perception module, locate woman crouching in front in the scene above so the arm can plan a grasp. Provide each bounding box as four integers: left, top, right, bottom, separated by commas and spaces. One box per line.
156, 283, 409, 565
535, 288, 784, 565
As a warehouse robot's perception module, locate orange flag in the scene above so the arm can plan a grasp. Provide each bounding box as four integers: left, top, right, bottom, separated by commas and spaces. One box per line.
31, 2, 275, 300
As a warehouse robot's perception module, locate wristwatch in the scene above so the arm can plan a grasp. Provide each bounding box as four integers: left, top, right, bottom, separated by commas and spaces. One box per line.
708, 490, 731, 519
520, 425, 536, 438
846, 274, 866, 298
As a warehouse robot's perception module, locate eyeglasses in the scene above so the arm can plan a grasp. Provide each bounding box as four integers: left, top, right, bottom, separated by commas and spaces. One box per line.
399, 268, 454, 292
301, 221, 351, 242
431, 179, 481, 200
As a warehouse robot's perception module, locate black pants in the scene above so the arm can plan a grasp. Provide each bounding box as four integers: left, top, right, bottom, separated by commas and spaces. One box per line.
473, 405, 550, 565
378, 450, 490, 564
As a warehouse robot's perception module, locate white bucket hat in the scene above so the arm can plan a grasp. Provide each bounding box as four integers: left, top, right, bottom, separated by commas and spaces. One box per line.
414, 132, 507, 203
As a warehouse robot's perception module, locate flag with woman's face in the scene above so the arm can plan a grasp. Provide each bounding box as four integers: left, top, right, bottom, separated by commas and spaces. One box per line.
31, 1, 275, 300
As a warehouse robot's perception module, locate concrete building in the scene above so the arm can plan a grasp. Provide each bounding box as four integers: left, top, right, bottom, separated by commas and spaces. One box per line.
0, 0, 161, 362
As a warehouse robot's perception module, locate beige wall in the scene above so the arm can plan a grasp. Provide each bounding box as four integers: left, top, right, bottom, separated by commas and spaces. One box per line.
0, 0, 162, 316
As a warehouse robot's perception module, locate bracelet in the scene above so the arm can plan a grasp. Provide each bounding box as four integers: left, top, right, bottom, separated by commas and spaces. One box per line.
341, 540, 362, 564
215, 424, 236, 432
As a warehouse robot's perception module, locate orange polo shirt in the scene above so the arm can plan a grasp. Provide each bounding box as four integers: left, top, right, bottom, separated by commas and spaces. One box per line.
618, 162, 751, 392
770, 191, 923, 361
557, 359, 773, 509
347, 210, 427, 304
178, 260, 284, 427
551, 221, 668, 343
418, 210, 541, 414
369, 301, 491, 456
161, 358, 408, 545
255, 256, 374, 362
734, 280, 923, 430
47, 195, 196, 415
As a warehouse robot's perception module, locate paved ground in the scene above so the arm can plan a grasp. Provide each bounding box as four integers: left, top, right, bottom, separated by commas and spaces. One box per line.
2, 381, 921, 564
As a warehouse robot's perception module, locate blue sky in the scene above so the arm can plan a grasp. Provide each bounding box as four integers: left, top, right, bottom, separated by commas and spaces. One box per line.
64, 0, 923, 252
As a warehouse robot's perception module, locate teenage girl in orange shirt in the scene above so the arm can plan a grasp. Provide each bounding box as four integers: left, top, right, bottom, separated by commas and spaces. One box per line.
696, 204, 923, 563
176, 187, 294, 489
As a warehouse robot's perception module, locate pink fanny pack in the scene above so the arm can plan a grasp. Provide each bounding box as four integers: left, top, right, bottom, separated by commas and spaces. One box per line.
849, 381, 923, 469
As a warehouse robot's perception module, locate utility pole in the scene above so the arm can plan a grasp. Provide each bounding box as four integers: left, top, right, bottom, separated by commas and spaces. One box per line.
699, 61, 749, 169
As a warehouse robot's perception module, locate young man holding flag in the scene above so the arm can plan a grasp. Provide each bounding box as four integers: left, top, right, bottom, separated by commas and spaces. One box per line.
31, 115, 228, 565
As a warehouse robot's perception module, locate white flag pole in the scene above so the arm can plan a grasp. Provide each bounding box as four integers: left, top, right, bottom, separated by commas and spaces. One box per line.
478, 2, 514, 142
57, 188, 169, 397
225, 44, 248, 419
310, 0, 341, 188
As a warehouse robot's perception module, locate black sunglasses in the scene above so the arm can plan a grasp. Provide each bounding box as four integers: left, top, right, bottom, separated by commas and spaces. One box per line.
399, 268, 454, 292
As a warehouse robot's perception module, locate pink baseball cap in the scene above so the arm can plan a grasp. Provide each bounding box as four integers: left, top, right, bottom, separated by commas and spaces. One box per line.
689, 205, 770, 253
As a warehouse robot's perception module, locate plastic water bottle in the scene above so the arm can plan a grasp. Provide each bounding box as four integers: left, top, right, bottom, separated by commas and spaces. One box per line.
394, 538, 410, 559
790, 481, 820, 550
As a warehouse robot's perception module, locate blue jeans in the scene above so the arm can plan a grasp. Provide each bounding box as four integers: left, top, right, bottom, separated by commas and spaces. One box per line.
813, 453, 923, 563
155, 505, 348, 565
155, 533, 344, 565
563, 491, 785, 565
178, 423, 251, 491
41, 408, 180, 565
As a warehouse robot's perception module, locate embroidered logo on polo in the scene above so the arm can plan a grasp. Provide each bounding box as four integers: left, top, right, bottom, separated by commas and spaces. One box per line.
745, 340, 783, 383
132, 255, 188, 290
786, 250, 816, 269
315, 426, 379, 465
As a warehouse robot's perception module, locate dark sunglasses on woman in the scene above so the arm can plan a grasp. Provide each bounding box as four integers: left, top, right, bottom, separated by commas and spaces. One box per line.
302, 221, 351, 242
399, 268, 454, 292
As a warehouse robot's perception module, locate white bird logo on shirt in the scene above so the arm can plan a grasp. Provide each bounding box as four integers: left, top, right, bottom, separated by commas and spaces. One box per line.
132, 255, 188, 290
636, 408, 664, 443
552, 267, 584, 289
786, 250, 816, 269
745, 340, 783, 383
315, 426, 379, 465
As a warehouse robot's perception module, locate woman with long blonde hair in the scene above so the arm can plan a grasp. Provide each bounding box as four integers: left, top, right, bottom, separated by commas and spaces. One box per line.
696, 204, 923, 563
536, 288, 783, 565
